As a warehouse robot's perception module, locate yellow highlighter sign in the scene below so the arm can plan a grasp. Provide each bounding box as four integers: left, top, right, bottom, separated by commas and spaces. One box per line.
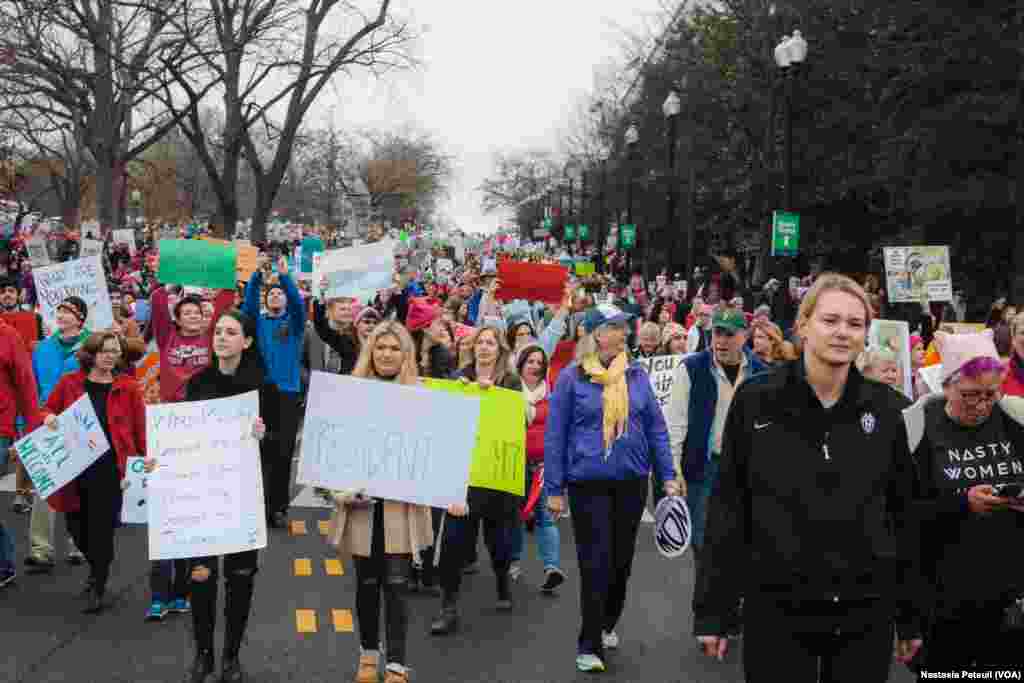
423, 379, 526, 496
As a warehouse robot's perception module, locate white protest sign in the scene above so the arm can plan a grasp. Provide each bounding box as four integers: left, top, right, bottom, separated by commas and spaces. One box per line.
146, 391, 267, 560
121, 456, 148, 525
436, 258, 454, 274
918, 364, 943, 396
312, 240, 396, 301
33, 255, 114, 331
26, 235, 51, 266
883, 246, 952, 303
297, 373, 481, 508
637, 354, 687, 409
113, 228, 136, 255
13, 394, 111, 500
79, 238, 103, 258
869, 319, 913, 399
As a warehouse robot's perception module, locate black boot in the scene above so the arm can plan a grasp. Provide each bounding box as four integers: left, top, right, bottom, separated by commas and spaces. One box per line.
82, 587, 107, 614
186, 649, 215, 683
220, 654, 244, 683
495, 571, 512, 610
430, 605, 459, 635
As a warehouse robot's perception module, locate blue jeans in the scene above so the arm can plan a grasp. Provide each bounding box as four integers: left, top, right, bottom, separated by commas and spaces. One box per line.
685, 454, 720, 551
0, 437, 14, 573
510, 463, 560, 569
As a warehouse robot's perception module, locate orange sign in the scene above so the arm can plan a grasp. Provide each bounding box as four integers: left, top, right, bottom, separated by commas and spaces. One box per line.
135, 351, 161, 405
199, 236, 259, 283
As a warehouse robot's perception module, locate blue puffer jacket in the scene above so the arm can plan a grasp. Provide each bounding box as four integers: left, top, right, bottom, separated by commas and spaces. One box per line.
242, 271, 305, 394
544, 359, 674, 497
33, 330, 89, 403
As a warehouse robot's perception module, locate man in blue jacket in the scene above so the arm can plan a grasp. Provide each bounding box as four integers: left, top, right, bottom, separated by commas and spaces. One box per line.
665, 307, 767, 561
243, 255, 305, 528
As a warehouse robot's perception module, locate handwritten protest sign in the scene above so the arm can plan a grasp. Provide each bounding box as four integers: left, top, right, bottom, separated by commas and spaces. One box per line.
883, 246, 952, 303
26, 235, 50, 266
113, 229, 136, 255
158, 239, 238, 289
79, 238, 103, 259
33, 255, 114, 331
636, 354, 687, 409
297, 373, 480, 508
424, 379, 526, 496
121, 456, 148, 525
146, 391, 267, 560
495, 260, 568, 305
312, 240, 396, 301
13, 394, 110, 500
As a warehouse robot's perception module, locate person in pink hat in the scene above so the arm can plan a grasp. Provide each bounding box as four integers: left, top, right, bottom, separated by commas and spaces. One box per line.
903, 329, 1024, 672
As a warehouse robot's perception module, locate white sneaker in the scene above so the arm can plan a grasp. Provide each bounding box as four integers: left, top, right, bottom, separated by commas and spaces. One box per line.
575, 654, 606, 672
508, 562, 522, 582
601, 630, 619, 650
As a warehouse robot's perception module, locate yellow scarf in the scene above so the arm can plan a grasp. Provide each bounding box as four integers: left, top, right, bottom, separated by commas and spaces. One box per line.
581, 352, 630, 450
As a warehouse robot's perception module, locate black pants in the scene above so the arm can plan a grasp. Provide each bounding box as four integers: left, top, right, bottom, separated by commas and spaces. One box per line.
354, 503, 410, 665
417, 507, 445, 587
743, 599, 893, 683
189, 550, 259, 657
437, 510, 513, 603
150, 559, 190, 602
567, 478, 648, 656
264, 391, 300, 516
923, 603, 1024, 672
65, 451, 121, 595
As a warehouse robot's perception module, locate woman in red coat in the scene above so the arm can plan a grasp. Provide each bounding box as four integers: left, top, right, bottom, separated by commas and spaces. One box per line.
44, 331, 146, 613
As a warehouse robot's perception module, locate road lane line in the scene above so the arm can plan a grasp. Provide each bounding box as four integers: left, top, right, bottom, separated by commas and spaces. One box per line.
324, 558, 344, 576
294, 558, 312, 577
332, 609, 354, 632
296, 609, 318, 633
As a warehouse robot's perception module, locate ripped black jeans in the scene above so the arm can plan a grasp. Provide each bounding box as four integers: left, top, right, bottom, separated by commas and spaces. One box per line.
188, 550, 259, 658
353, 502, 411, 665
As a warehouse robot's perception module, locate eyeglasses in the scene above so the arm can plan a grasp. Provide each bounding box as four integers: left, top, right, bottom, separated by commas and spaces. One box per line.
99, 348, 122, 357
956, 387, 1002, 406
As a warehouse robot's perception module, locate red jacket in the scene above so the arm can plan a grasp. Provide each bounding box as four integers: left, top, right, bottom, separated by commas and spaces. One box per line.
1003, 363, 1024, 398
0, 321, 41, 439
44, 371, 147, 513
526, 397, 550, 464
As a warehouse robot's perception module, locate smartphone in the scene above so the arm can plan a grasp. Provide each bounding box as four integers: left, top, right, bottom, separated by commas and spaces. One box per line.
993, 483, 1024, 499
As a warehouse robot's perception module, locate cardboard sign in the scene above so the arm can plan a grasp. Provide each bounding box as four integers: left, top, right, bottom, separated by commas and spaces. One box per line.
33, 255, 114, 331
495, 260, 568, 305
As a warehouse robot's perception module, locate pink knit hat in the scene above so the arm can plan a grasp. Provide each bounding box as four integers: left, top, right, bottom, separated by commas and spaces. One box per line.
934, 329, 1001, 383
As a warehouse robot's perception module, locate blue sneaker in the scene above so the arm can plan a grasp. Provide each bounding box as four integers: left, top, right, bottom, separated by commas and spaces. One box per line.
145, 600, 167, 622
576, 654, 606, 672
168, 597, 191, 614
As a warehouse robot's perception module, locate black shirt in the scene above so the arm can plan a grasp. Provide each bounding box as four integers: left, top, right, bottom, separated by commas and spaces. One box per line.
85, 379, 114, 453
721, 362, 740, 386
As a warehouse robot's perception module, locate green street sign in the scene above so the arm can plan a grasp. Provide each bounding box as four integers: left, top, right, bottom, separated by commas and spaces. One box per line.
771, 211, 800, 257
564, 224, 576, 240
619, 224, 636, 249
578, 224, 590, 240
543, 217, 553, 230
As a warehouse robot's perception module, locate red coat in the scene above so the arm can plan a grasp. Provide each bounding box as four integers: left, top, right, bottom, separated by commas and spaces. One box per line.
1003, 365, 1024, 398
525, 397, 549, 464
44, 371, 147, 513
0, 321, 41, 439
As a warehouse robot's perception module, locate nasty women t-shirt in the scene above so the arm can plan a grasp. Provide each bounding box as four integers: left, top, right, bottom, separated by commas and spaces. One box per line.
926, 400, 1023, 495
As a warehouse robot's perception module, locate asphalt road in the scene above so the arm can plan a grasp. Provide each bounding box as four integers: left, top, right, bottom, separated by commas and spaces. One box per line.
0, 478, 916, 683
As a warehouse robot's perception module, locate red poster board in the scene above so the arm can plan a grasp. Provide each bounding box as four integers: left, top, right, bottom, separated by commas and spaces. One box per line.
495, 261, 568, 305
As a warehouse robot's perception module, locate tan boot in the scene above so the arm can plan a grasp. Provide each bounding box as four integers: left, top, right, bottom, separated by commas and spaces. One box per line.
354, 653, 379, 683
383, 670, 409, 683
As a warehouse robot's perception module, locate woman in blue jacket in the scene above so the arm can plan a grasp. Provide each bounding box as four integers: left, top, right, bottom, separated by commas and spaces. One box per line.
544, 304, 680, 673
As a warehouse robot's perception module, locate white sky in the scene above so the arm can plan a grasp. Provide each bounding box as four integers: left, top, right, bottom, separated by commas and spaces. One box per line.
309, 0, 673, 235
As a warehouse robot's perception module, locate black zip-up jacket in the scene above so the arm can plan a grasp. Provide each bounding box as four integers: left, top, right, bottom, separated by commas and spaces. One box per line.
693, 359, 922, 638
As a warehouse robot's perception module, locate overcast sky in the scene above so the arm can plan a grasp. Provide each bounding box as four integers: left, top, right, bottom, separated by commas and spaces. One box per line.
309, 0, 673, 235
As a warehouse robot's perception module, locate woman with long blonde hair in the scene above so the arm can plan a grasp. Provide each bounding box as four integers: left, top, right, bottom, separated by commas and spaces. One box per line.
332, 320, 433, 683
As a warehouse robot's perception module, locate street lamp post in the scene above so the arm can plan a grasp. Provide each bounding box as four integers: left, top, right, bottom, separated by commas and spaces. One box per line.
774, 30, 808, 214
597, 145, 610, 274
564, 159, 581, 257
624, 123, 639, 276
663, 89, 681, 279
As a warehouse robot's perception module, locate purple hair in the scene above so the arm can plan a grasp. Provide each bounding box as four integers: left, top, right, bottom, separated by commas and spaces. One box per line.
958, 356, 1006, 380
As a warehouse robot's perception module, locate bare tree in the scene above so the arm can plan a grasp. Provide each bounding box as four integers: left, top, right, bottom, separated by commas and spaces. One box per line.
478, 150, 561, 215
159, 0, 417, 240
0, 0, 210, 234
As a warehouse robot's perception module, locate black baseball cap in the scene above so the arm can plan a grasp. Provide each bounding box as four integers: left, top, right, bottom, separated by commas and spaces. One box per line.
57, 296, 88, 323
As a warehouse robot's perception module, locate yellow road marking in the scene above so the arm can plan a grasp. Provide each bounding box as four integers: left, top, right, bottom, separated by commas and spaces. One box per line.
294, 558, 312, 577
296, 609, 317, 633
290, 520, 307, 535
318, 520, 329, 535
324, 558, 344, 576
332, 609, 354, 632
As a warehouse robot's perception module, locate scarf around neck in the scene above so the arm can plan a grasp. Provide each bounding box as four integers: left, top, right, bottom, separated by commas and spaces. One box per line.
581, 352, 630, 451
522, 379, 548, 424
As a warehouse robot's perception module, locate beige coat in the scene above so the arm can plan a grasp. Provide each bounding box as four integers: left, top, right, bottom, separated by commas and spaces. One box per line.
327, 496, 434, 560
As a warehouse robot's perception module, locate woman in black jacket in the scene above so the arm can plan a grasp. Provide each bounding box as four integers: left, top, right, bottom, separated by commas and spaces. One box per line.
149, 309, 280, 683
694, 273, 923, 683
429, 324, 523, 636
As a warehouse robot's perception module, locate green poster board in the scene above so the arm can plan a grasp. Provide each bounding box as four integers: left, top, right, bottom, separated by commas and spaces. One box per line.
575, 261, 596, 276
158, 239, 238, 289
564, 224, 575, 240
619, 224, 636, 249
422, 380, 525, 496
771, 211, 800, 257
578, 224, 590, 240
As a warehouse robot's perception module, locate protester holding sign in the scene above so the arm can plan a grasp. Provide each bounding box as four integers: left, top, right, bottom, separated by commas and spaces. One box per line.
148, 309, 274, 683
543, 304, 678, 673
42, 331, 146, 614
0, 319, 42, 588
327, 321, 433, 683
430, 325, 523, 636
243, 255, 306, 528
